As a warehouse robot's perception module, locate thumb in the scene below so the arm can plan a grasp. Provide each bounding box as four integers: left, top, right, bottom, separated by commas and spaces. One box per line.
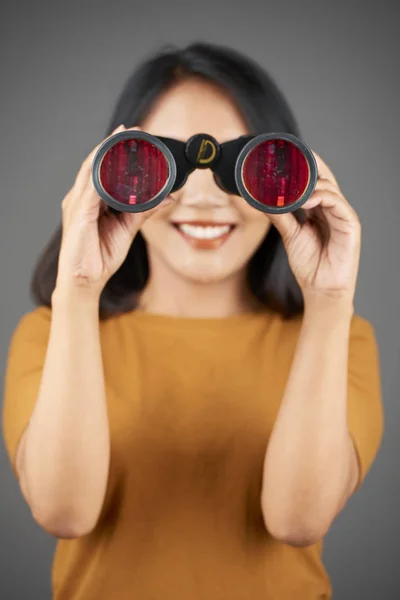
267, 211, 300, 245
119, 211, 143, 239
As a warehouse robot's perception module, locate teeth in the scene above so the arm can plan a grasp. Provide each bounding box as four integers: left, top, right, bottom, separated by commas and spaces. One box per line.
176, 224, 232, 239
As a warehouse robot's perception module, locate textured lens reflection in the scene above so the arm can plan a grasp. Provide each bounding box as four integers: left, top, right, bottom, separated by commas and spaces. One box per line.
242, 139, 310, 206
99, 139, 169, 205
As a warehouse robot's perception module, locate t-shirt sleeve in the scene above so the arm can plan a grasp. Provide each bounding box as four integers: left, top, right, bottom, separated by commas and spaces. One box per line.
2, 305, 52, 477
347, 313, 384, 492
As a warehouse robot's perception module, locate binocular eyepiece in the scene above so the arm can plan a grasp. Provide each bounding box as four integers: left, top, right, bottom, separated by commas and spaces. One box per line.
92, 130, 318, 215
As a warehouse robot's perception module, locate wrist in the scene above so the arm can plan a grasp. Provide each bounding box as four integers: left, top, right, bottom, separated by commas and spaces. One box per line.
303, 292, 354, 322
52, 282, 102, 311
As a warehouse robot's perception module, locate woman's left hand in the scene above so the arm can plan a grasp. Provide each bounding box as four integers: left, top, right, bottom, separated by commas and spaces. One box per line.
267, 150, 361, 307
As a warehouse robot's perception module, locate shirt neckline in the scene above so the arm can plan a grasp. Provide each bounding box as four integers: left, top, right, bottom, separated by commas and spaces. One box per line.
127, 307, 274, 330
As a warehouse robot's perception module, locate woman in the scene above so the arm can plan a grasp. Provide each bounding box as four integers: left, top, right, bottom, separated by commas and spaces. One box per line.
2, 42, 383, 599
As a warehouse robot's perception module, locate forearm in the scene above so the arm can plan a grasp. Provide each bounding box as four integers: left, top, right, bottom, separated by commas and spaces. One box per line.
261, 298, 355, 544
19, 287, 110, 536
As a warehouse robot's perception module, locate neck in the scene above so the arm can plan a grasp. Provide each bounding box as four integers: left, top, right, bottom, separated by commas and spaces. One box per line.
137, 266, 262, 319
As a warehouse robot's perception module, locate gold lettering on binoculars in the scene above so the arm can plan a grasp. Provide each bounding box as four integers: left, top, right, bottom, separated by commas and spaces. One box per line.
196, 139, 217, 165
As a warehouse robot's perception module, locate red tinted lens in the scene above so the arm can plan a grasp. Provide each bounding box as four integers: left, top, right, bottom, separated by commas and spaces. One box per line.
99, 139, 169, 205
242, 139, 310, 207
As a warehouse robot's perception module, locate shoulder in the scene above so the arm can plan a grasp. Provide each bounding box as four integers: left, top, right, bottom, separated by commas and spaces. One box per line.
348, 312, 377, 340
9, 305, 52, 346
14, 304, 52, 326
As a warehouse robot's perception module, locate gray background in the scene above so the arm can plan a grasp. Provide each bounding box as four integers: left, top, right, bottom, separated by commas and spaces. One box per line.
1, 0, 399, 597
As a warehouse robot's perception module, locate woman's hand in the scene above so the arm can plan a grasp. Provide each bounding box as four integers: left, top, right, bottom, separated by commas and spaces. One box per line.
55, 125, 173, 298
267, 150, 361, 307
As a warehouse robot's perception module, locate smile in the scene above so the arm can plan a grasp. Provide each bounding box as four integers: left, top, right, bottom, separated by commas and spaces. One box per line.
172, 222, 237, 249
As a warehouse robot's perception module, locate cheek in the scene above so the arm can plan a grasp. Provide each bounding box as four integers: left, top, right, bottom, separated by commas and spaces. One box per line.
139, 218, 172, 244
235, 219, 271, 259
236, 202, 272, 248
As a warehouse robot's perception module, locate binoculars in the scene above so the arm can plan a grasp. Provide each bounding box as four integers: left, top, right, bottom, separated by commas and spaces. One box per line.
92, 130, 318, 215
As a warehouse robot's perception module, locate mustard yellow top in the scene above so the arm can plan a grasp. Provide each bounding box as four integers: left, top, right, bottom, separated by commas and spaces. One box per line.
2, 305, 384, 599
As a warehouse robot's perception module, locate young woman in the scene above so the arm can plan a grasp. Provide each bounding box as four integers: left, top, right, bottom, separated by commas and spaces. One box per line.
2, 42, 383, 599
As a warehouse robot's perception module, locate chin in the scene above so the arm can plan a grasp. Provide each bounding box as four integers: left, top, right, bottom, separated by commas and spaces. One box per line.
171, 260, 238, 284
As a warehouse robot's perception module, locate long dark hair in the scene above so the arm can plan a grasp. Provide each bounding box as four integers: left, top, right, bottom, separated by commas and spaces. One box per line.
31, 41, 327, 320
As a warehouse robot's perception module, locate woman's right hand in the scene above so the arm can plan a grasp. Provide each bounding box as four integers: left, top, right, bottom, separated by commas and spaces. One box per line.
55, 124, 172, 298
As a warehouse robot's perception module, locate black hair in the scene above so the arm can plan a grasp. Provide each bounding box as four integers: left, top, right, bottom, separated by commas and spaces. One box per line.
31, 41, 327, 320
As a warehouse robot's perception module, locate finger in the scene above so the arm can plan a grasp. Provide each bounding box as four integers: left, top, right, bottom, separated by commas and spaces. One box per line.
118, 197, 160, 239
267, 210, 301, 244
73, 125, 145, 218
314, 178, 346, 201
73, 124, 126, 192
311, 149, 341, 190
302, 189, 360, 233
70, 124, 136, 217
78, 169, 107, 216
119, 211, 143, 239
75, 124, 145, 207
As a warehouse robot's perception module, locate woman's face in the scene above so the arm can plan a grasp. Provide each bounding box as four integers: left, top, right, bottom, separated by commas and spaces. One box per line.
139, 76, 271, 286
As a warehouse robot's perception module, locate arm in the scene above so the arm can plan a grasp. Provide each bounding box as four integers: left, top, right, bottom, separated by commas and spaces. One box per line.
16, 287, 110, 539
260, 299, 359, 547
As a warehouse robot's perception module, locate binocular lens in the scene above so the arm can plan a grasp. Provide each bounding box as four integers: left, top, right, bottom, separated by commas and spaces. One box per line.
241, 138, 310, 208
99, 138, 170, 206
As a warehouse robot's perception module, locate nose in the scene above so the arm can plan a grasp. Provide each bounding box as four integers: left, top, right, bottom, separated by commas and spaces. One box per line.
173, 167, 230, 208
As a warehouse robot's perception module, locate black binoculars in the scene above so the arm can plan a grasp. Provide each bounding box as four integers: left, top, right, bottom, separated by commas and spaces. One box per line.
92, 130, 318, 215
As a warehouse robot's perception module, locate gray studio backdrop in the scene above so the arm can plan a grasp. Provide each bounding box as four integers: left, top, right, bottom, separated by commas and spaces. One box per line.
1, 1, 399, 598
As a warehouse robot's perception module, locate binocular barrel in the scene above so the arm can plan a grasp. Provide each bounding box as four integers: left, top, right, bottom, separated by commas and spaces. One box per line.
92, 130, 318, 215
